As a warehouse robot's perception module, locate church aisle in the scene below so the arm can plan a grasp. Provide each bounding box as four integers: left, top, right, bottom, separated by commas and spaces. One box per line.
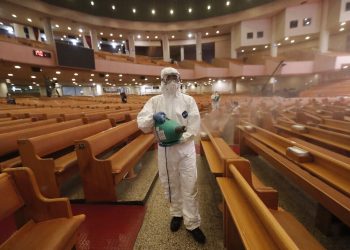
134, 155, 224, 249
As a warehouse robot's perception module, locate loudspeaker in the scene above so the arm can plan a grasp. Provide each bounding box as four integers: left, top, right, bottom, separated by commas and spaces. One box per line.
31, 66, 42, 72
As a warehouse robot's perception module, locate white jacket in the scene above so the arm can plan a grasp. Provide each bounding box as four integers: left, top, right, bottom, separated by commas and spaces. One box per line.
137, 92, 200, 143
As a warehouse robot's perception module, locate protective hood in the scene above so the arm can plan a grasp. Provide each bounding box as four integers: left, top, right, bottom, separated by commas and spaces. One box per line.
160, 67, 180, 96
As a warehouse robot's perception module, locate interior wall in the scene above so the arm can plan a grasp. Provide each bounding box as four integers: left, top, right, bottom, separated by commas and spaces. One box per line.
215, 39, 230, 59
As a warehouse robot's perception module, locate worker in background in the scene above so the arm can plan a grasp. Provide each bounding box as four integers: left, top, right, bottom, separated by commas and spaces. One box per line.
137, 67, 206, 244
120, 91, 127, 103
211, 91, 220, 110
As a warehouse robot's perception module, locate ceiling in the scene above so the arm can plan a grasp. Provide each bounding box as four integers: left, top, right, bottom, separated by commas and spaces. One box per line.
41, 0, 275, 23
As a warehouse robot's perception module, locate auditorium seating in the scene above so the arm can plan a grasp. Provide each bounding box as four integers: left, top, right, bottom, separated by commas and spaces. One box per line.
18, 120, 113, 198
0, 167, 85, 250
75, 120, 155, 202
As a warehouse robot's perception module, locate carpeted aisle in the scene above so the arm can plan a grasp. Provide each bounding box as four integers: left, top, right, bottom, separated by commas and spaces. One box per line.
72, 204, 145, 250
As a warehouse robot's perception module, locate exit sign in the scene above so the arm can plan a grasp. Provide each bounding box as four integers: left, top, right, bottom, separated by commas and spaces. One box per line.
33, 50, 51, 58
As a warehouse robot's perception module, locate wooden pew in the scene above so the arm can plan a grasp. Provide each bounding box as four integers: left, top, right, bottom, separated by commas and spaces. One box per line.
0, 118, 61, 134
18, 120, 112, 198
75, 120, 155, 202
0, 167, 85, 250
218, 164, 324, 250
238, 123, 350, 229
274, 118, 350, 154
0, 119, 84, 170
0, 118, 37, 127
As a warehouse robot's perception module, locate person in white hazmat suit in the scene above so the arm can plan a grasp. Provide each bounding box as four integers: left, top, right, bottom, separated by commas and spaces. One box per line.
137, 67, 206, 244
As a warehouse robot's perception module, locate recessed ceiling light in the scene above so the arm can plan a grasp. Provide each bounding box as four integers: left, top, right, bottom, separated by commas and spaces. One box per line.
12, 14, 17, 18
68, 26, 71, 30
205, 32, 209, 36
291, 39, 295, 43
146, 36, 150, 39
145, 78, 148, 81
79, 28, 83, 33
119, 79, 122, 81
105, 79, 108, 81
155, 35, 158, 39
171, 35, 175, 39
305, 36, 310, 40
226, 1, 231, 6
241, 49, 245, 52
8, 73, 13, 76
284, 37, 289, 41
340, 27, 345, 32
91, 73, 94, 76
207, 5, 211, 10
188, 33, 193, 38
63, 35, 67, 38
100, 32, 103, 35
151, 9, 156, 15
265, 45, 268, 48
14, 65, 21, 69
132, 78, 135, 81
31, 75, 36, 79
56, 71, 61, 74
53, 77, 57, 80
137, 34, 141, 39
341, 22, 346, 26
110, 33, 113, 36
188, 8, 192, 13
132, 8, 136, 13
27, 18, 32, 22
170, 9, 174, 15
119, 74, 123, 77
55, 24, 59, 28
119, 34, 123, 38
252, 48, 256, 51
105, 74, 109, 77
90, 1, 94, 6
74, 73, 78, 76
112, 5, 115, 10
277, 43, 281, 46
216, 30, 220, 34
72, 78, 76, 81
89, 79, 93, 81
79, 34, 82, 37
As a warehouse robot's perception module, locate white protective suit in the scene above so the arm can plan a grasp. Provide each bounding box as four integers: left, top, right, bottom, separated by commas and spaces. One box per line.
137, 67, 201, 230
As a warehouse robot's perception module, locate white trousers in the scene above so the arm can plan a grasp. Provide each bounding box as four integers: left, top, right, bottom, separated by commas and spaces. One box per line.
157, 140, 201, 230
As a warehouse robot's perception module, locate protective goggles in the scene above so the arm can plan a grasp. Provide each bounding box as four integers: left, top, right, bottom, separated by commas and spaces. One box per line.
162, 73, 181, 84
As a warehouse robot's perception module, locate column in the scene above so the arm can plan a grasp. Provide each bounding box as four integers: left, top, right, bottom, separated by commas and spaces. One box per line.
270, 16, 278, 57
13, 23, 26, 39
230, 26, 238, 59
128, 34, 136, 57
0, 82, 8, 97
319, 0, 329, 53
95, 83, 103, 96
162, 35, 170, 62
89, 29, 99, 51
180, 46, 185, 61
41, 17, 54, 44
196, 32, 202, 61
232, 79, 237, 94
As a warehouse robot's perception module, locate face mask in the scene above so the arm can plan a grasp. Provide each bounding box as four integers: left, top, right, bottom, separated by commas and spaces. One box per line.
162, 81, 179, 95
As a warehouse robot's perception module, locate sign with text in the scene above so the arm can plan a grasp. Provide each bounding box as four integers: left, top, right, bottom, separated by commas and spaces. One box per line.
33, 49, 51, 58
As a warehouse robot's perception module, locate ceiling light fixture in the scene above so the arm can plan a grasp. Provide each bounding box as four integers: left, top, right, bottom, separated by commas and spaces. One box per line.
27, 18, 32, 22
151, 9, 156, 15
8, 73, 13, 76
79, 28, 83, 33
68, 26, 71, 30
341, 22, 346, 26
100, 32, 103, 35
137, 34, 141, 39
56, 71, 61, 74
340, 27, 345, 32
305, 36, 310, 40
132, 8, 136, 13
55, 24, 59, 28
110, 33, 113, 36
291, 39, 295, 43
170, 9, 174, 15
207, 5, 211, 10
90, 1, 94, 6
216, 30, 220, 34
12, 14, 17, 18
14, 65, 21, 69
284, 37, 289, 41
171, 35, 175, 39
188, 33, 193, 38
74, 73, 78, 76
119, 34, 123, 38
188, 8, 192, 13
205, 32, 209, 36
112, 5, 115, 10
226, 1, 231, 6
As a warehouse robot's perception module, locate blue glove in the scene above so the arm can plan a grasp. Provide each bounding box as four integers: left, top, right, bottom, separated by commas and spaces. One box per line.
153, 112, 166, 124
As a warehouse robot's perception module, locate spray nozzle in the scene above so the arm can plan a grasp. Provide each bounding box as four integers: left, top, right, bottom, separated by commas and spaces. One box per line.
175, 126, 187, 134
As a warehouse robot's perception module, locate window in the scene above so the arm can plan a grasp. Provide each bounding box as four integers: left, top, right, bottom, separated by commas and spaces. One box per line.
346, 2, 350, 11
247, 32, 253, 39
290, 20, 298, 29
303, 18, 312, 26
257, 31, 264, 38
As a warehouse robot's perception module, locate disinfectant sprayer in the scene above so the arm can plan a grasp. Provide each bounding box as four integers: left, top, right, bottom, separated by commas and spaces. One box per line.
155, 116, 186, 146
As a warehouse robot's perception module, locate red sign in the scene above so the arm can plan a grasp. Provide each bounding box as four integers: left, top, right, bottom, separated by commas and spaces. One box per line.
33, 50, 51, 58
